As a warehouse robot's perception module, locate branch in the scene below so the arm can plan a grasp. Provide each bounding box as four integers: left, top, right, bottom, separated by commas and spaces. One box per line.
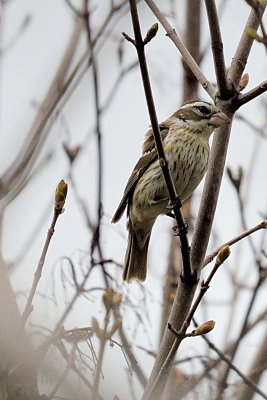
0, 1, 130, 209
204, 0, 229, 97
183, 308, 267, 394
21, 180, 68, 327
237, 80, 267, 107
228, 4, 266, 91
83, 2, 109, 288
125, 0, 193, 284
235, 327, 267, 400
216, 275, 263, 397
143, 0, 216, 99
114, 308, 147, 387
202, 334, 267, 400
0, 18, 83, 199
203, 220, 267, 268
182, 0, 201, 100
182, 246, 230, 332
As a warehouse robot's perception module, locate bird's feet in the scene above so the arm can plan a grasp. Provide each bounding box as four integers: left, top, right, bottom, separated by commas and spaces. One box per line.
172, 222, 189, 236
166, 196, 182, 211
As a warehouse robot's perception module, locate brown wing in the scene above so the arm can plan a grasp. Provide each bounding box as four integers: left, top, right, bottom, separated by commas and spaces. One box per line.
111, 149, 158, 223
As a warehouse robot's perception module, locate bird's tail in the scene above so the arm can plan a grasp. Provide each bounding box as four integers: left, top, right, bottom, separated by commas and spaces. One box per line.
123, 221, 151, 283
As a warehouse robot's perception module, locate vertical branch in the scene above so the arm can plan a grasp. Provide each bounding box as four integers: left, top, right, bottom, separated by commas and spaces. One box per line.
91, 312, 110, 400
160, 3, 202, 396
21, 212, 60, 327
21, 180, 68, 327
228, 3, 266, 90
183, 0, 201, 100
204, 0, 229, 97
84, 1, 102, 225
83, 1, 109, 287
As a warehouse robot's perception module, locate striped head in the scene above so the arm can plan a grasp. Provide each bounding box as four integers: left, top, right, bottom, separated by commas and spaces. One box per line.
170, 100, 230, 137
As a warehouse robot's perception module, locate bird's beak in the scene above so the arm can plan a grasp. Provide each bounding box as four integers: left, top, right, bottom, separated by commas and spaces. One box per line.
209, 111, 230, 128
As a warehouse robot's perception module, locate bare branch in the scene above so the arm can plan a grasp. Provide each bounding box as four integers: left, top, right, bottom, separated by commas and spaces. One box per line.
21, 181, 68, 327
204, 0, 230, 97
203, 220, 267, 268
201, 333, 267, 400
144, 0, 216, 99
216, 276, 264, 397
183, 0, 201, 100
237, 80, 267, 107
228, 4, 266, 91
0, 18, 84, 198
235, 327, 267, 400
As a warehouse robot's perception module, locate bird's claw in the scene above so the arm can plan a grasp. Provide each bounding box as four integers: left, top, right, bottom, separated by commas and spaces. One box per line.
166, 197, 182, 211
172, 222, 189, 236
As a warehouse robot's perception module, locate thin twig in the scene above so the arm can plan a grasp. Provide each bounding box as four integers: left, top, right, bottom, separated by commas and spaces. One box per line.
216, 276, 263, 397
181, 248, 229, 333
47, 345, 76, 399
201, 333, 267, 400
84, 2, 109, 288
21, 212, 60, 327
203, 220, 267, 268
228, 4, 266, 91
237, 80, 267, 107
0, 18, 83, 197
114, 308, 147, 387
91, 311, 110, 400
144, 0, 216, 99
204, 0, 229, 97
235, 327, 267, 400
0, 1, 130, 210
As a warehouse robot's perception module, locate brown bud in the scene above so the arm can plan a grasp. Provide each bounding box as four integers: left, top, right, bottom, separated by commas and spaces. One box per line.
144, 23, 158, 44
102, 289, 122, 312
63, 143, 81, 163
109, 319, 122, 338
118, 38, 124, 65
245, 27, 263, 43
227, 166, 243, 192
54, 180, 68, 213
92, 317, 103, 340
239, 73, 249, 91
192, 320, 215, 336
216, 245, 231, 265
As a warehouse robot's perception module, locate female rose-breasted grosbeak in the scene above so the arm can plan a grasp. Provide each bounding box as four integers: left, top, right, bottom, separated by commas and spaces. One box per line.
112, 101, 230, 282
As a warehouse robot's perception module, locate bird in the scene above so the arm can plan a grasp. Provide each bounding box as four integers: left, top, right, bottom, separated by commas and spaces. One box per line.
112, 100, 230, 283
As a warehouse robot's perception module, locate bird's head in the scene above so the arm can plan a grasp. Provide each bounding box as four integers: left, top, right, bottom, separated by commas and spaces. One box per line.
171, 100, 230, 136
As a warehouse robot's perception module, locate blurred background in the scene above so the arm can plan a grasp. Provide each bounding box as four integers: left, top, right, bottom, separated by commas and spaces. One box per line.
0, 0, 267, 399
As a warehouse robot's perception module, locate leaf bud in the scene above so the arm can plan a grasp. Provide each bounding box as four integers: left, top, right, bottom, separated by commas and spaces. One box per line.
216, 245, 231, 265
109, 319, 122, 338
192, 320, 215, 336
54, 180, 68, 213
144, 23, 158, 44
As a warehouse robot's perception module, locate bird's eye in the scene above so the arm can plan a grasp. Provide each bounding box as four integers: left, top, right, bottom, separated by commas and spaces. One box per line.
196, 105, 210, 115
